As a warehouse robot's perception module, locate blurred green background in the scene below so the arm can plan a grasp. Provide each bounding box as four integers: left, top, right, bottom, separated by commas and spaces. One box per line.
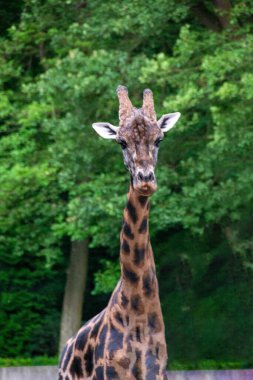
0, 0, 253, 369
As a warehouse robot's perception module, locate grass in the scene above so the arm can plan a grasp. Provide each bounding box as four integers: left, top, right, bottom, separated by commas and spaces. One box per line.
0, 357, 252, 369
0, 356, 58, 367
170, 360, 253, 370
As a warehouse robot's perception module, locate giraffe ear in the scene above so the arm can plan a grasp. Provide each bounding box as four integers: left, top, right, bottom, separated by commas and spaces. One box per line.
158, 112, 181, 132
92, 122, 119, 139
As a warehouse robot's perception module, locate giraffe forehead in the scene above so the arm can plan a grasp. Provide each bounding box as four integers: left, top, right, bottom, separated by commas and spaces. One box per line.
118, 114, 161, 144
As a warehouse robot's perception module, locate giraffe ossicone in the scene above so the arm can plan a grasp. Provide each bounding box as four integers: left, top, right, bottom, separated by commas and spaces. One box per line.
59, 86, 181, 380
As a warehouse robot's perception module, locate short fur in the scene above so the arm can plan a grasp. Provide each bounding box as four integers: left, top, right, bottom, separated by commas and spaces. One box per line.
58, 87, 180, 380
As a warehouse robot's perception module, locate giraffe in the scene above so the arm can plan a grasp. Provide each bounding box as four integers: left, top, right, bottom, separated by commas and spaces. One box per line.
58, 86, 181, 380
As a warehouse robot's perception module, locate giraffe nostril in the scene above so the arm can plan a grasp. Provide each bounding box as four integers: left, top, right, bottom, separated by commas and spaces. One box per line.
137, 172, 144, 182
148, 172, 154, 181
137, 171, 154, 182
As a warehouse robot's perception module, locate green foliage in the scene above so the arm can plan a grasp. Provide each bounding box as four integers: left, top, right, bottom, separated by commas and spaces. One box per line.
92, 260, 121, 295
0, 0, 253, 364
170, 360, 253, 370
0, 253, 65, 357
0, 356, 58, 367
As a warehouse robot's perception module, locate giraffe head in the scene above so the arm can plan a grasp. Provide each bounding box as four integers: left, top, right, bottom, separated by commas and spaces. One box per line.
92, 86, 180, 196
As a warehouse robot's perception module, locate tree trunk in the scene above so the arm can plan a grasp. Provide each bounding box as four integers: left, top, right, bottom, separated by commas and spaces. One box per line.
59, 239, 89, 353
192, 3, 221, 32
213, 0, 232, 29
191, 0, 232, 32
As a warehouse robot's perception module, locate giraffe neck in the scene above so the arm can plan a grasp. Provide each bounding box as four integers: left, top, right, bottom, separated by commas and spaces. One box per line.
120, 185, 156, 290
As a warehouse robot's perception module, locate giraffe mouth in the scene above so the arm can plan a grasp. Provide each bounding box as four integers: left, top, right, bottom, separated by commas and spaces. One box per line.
134, 181, 157, 196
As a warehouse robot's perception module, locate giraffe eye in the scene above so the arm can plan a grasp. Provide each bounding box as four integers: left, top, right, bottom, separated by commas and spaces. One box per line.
119, 139, 127, 149
154, 138, 163, 147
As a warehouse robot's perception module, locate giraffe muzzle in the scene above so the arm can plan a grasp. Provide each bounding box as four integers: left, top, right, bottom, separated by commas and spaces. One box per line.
137, 171, 155, 182
133, 170, 157, 196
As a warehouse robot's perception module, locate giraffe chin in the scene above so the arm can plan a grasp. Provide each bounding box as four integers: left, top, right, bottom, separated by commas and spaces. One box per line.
134, 182, 157, 196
